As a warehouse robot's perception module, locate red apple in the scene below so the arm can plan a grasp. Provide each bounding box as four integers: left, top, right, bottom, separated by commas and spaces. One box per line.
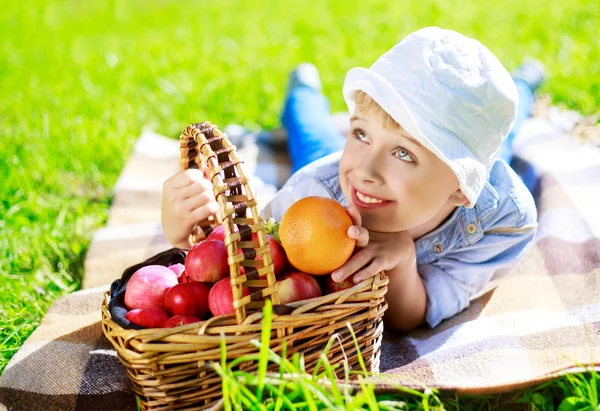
207, 227, 288, 277
239, 234, 287, 277
125, 306, 170, 328
323, 275, 355, 294
257, 235, 287, 277
206, 225, 227, 242
164, 281, 210, 318
168, 263, 185, 279
185, 240, 229, 283
276, 271, 322, 304
124, 265, 178, 310
162, 315, 201, 328
208, 277, 250, 317
178, 271, 190, 283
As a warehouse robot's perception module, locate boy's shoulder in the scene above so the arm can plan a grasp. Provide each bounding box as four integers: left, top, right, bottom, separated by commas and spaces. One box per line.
476, 158, 538, 231
263, 151, 344, 222
281, 151, 345, 201
286, 151, 343, 181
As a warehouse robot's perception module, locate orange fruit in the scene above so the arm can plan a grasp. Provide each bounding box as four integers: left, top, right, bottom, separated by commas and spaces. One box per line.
279, 196, 355, 275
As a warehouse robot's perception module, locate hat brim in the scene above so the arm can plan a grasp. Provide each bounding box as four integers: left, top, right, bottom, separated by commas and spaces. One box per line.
342, 67, 486, 207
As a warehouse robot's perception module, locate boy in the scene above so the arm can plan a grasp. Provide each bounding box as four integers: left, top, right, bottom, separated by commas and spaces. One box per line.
162, 27, 541, 332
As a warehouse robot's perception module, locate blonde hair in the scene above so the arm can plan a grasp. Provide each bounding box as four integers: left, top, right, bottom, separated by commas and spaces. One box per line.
353, 90, 401, 130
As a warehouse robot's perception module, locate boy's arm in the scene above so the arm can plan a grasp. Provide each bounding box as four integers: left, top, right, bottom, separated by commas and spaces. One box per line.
383, 252, 427, 332
333, 206, 537, 331
332, 206, 427, 332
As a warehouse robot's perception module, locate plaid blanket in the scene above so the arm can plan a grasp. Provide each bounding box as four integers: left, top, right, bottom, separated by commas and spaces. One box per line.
1, 111, 599, 410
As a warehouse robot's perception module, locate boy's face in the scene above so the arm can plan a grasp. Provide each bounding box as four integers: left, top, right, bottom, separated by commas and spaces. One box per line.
339, 110, 467, 234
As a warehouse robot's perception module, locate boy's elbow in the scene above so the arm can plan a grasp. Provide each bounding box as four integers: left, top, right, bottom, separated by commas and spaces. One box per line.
383, 312, 425, 333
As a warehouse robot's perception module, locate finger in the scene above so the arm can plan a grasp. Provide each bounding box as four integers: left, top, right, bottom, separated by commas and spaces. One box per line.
170, 169, 205, 189
346, 203, 362, 226
353, 260, 382, 283
181, 179, 214, 199
202, 164, 211, 179
182, 190, 217, 213
332, 249, 373, 282
347, 225, 369, 248
189, 201, 221, 225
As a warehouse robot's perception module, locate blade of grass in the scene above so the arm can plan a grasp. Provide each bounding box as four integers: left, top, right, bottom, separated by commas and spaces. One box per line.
311, 333, 337, 379
319, 352, 344, 404
219, 332, 233, 411
346, 321, 369, 378
357, 377, 379, 411
257, 299, 273, 403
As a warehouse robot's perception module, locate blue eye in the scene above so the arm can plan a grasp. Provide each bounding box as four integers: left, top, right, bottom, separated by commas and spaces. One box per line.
354, 129, 368, 142
395, 148, 415, 163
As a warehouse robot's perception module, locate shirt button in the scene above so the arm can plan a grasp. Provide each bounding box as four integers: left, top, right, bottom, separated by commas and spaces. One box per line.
466, 223, 477, 234
433, 243, 443, 253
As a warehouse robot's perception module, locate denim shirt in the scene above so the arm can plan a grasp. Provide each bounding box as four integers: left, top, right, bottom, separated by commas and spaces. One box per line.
262, 151, 538, 328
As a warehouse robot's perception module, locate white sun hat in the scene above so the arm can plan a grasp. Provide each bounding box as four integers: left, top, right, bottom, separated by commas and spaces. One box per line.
342, 26, 518, 207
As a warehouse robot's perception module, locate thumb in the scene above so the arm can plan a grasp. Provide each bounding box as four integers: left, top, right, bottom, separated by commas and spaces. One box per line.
348, 225, 369, 248
347, 204, 362, 227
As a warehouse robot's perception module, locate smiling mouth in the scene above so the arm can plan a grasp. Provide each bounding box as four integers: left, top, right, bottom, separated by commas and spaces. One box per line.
351, 186, 393, 209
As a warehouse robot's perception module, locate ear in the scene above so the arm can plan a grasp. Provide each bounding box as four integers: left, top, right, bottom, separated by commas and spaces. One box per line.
449, 188, 470, 207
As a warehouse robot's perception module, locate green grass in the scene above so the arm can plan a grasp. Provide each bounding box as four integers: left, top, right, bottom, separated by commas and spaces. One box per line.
213, 300, 600, 410
1, 0, 599, 408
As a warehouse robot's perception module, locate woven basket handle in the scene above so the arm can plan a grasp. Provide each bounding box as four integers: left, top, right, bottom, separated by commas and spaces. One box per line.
179, 122, 280, 325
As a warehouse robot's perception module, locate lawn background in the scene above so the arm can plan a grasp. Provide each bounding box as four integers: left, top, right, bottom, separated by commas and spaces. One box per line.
1, 0, 599, 407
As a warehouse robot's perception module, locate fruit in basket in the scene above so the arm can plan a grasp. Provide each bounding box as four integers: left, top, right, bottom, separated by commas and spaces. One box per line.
240, 234, 287, 277
164, 282, 210, 318
208, 277, 250, 316
168, 263, 185, 279
323, 275, 355, 294
279, 196, 355, 275
125, 306, 170, 328
162, 315, 201, 328
178, 271, 190, 283
124, 265, 179, 310
185, 240, 229, 283
207, 225, 287, 277
206, 224, 227, 242
263, 235, 287, 276
276, 271, 322, 304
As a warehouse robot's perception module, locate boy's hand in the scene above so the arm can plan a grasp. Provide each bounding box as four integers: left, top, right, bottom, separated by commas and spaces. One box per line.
332, 204, 416, 284
161, 168, 220, 248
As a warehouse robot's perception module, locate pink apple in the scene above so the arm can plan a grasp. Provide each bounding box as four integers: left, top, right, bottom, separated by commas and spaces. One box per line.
124, 265, 178, 310
125, 306, 170, 328
162, 315, 201, 328
276, 271, 322, 304
185, 240, 229, 283
208, 277, 250, 317
164, 281, 210, 319
168, 263, 185, 279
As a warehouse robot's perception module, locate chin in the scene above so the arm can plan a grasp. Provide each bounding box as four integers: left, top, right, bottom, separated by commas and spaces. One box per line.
360, 212, 408, 233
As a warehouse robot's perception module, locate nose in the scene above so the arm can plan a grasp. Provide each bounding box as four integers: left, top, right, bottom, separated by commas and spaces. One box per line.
354, 151, 384, 185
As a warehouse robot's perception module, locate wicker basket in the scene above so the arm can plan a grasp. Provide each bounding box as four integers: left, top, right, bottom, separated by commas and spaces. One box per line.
101, 122, 389, 410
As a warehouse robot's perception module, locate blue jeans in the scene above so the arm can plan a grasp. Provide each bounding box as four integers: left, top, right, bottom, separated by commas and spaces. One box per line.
281, 80, 534, 174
